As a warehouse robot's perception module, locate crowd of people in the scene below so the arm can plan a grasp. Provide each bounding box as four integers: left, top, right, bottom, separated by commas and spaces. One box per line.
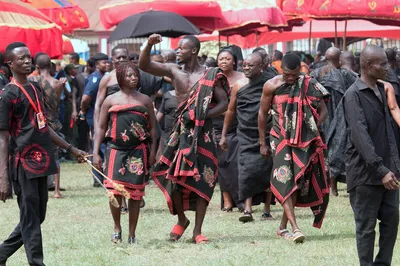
0, 36, 399, 266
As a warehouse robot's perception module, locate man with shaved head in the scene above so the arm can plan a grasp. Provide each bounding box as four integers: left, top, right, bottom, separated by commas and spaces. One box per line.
29, 53, 67, 199
161, 49, 177, 64
340, 51, 359, 86
139, 34, 228, 244
258, 53, 330, 243
340, 51, 356, 73
220, 52, 275, 223
253, 47, 279, 76
344, 45, 400, 266
151, 54, 164, 64
312, 47, 357, 196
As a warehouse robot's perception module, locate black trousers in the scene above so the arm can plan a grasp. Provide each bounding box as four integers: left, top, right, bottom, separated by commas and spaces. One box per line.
76, 119, 89, 152
350, 185, 399, 266
0, 171, 48, 266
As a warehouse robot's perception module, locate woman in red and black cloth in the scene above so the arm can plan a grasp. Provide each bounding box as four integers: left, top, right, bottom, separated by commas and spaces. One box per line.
93, 62, 157, 245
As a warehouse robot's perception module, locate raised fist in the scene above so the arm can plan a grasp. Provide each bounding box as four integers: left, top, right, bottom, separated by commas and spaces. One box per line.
148, 34, 162, 46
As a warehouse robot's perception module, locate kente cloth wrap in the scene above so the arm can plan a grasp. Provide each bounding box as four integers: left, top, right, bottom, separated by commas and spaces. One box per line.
152, 68, 229, 214
270, 75, 330, 228
104, 104, 151, 200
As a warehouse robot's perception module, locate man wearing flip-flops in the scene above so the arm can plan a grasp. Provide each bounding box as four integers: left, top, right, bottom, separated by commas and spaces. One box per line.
139, 34, 228, 244
258, 53, 330, 243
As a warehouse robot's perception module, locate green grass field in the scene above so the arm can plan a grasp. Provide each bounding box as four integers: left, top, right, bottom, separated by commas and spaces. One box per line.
1, 162, 399, 266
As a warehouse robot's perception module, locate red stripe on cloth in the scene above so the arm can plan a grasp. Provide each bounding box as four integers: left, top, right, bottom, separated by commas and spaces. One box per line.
173, 179, 211, 203
292, 151, 304, 169
160, 155, 172, 166
198, 146, 218, 166
199, 79, 214, 87
151, 172, 175, 214
182, 187, 191, 210
107, 149, 117, 179
195, 120, 205, 126
270, 128, 279, 138
128, 111, 148, 121
177, 169, 195, 176
275, 139, 286, 154
115, 180, 148, 190
277, 103, 285, 136
108, 103, 143, 112
111, 113, 117, 141
174, 151, 183, 177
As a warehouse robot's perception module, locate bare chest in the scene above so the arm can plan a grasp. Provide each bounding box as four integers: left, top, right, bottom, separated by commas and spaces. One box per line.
172, 70, 205, 103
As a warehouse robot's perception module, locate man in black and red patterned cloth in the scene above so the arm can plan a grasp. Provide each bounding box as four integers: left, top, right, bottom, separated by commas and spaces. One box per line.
140, 34, 228, 244
0, 42, 86, 266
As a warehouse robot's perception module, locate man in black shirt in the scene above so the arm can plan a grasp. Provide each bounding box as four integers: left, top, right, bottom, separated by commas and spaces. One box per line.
69, 52, 85, 74
0, 42, 86, 266
343, 45, 400, 266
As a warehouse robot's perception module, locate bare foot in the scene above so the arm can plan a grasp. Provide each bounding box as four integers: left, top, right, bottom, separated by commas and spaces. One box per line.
53, 193, 64, 199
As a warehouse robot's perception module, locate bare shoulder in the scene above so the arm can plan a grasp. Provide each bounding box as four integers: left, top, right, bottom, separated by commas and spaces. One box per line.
136, 92, 152, 106
97, 71, 112, 87
102, 93, 114, 107
51, 77, 64, 88
163, 63, 180, 72
235, 77, 248, 88
264, 76, 283, 90
235, 71, 246, 80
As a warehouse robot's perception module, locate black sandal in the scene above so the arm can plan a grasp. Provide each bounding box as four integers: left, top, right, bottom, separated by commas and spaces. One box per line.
261, 212, 274, 220
222, 207, 233, 212
239, 210, 254, 223
111, 232, 122, 244
128, 237, 138, 245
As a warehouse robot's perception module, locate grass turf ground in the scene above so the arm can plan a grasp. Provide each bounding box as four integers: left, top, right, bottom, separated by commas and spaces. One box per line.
1, 162, 399, 266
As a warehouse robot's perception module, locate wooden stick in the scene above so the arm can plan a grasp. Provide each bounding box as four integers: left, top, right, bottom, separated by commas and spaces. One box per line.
84, 158, 131, 200
309, 20, 312, 54
82, 162, 107, 190
343, 19, 348, 51
335, 21, 338, 48
82, 162, 120, 208
84, 158, 113, 183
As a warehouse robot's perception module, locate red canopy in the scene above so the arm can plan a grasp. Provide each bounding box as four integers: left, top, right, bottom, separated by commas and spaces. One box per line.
0, 0, 63, 58
21, 0, 89, 33
275, 0, 304, 27
282, 0, 400, 26
192, 0, 288, 35
170, 20, 400, 49
62, 35, 74, 54
99, 0, 223, 30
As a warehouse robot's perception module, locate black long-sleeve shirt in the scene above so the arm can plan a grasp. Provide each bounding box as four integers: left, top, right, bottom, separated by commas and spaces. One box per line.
344, 78, 400, 192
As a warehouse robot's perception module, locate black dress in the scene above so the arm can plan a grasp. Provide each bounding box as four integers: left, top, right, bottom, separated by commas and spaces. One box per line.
213, 86, 242, 210
158, 91, 178, 148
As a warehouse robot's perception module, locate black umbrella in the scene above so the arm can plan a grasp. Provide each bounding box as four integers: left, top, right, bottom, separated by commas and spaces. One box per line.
108, 10, 201, 42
